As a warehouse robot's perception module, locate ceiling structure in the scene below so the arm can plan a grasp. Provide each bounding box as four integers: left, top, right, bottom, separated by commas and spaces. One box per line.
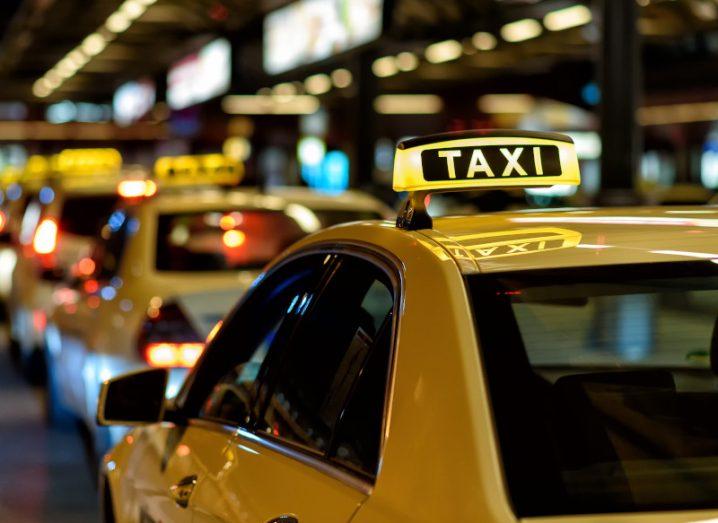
0, 0, 715, 106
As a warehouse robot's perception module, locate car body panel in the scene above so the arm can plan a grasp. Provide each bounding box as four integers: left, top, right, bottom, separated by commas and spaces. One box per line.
104, 205, 718, 522
104, 220, 511, 522
420, 206, 718, 273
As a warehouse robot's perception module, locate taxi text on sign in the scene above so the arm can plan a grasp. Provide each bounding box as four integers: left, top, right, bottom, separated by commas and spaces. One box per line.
393, 132, 580, 192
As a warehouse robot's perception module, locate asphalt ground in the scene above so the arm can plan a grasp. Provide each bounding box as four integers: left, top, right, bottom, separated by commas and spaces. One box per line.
0, 329, 98, 522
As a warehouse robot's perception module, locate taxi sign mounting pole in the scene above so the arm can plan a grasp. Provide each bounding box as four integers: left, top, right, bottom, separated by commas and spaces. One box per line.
396, 190, 431, 230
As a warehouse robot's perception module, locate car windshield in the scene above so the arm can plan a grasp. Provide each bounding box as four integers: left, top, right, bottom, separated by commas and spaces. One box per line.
468, 261, 718, 517
155, 209, 306, 272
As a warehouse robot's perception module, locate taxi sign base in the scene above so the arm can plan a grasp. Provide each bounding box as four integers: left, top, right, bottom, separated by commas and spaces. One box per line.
396, 191, 432, 230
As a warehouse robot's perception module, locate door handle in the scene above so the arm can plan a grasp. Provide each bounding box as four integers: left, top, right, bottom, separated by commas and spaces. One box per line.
267, 515, 299, 523
169, 474, 197, 508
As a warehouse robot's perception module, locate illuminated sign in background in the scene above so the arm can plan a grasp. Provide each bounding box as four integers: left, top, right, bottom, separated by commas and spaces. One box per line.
167, 38, 231, 110
264, 0, 383, 74
113, 79, 156, 126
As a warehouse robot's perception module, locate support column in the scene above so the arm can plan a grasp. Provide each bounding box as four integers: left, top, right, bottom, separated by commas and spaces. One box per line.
353, 51, 378, 187
598, 0, 641, 204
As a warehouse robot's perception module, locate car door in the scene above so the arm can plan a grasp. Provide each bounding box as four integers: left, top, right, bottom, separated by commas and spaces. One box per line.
188, 250, 399, 523
122, 253, 333, 523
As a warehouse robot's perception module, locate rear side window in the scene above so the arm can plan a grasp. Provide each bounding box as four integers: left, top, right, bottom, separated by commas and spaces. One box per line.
155, 210, 306, 272
259, 255, 395, 477
60, 195, 119, 237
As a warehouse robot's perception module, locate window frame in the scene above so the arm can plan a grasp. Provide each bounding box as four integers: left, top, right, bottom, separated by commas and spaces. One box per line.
180, 241, 404, 491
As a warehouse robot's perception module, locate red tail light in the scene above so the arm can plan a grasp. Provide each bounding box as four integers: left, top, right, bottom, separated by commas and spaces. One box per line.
0, 210, 7, 233
33, 218, 58, 255
137, 302, 205, 368
145, 342, 204, 368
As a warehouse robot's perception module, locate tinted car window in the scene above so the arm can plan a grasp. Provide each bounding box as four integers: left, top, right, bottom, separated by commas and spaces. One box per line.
328, 321, 392, 477
60, 195, 119, 237
260, 256, 394, 461
156, 210, 306, 272
469, 262, 718, 517
94, 209, 136, 280
196, 254, 332, 427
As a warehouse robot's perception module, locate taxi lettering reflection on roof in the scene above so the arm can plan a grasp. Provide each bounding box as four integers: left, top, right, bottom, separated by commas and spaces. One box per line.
435, 227, 582, 262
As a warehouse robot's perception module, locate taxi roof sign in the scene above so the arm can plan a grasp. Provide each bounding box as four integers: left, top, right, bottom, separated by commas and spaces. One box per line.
52, 148, 122, 174
393, 130, 581, 230
393, 130, 580, 193
154, 154, 243, 188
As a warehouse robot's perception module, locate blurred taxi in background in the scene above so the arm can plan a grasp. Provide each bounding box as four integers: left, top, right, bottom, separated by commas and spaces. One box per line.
8, 149, 126, 382
0, 164, 25, 306
0, 158, 54, 309
45, 153, 390, 457
98, 130, 718, 523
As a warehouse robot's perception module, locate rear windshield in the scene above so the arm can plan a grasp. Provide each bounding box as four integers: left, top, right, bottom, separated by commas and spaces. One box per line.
60, 195, 119, 237
469, 262, 718, 516
155, 210, 306, 272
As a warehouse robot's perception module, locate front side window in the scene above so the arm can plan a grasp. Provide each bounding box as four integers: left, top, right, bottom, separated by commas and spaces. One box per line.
469, 261, 718, 516
260, 255, 394, 478
195, 254, 332, 428
155, 210, 306, 272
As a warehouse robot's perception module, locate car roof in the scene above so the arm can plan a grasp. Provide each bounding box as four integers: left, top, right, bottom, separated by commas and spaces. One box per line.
136, 186, 391, 217
262, 186, 392, 215
418, 206, 718, 274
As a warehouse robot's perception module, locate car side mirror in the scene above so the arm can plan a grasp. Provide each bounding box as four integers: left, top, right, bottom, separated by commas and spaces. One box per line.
97, 368, 168, 426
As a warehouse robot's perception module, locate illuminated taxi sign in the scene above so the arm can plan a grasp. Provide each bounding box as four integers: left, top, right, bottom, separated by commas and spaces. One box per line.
52, 148, 122, 175
393, 130, 580, 192
154, 154, 243, 187
19, 155, 53, 190
0, 166, 22, 189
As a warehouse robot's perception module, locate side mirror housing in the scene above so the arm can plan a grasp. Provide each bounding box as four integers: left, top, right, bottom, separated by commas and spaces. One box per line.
97, 368, 168, 426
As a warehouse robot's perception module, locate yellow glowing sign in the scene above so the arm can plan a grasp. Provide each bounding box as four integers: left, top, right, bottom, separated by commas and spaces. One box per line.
18, 155, 53, 189
0, 166, 22, 189
51, 148, 122, 175
393, 130, 580, 193
435, 227, 582, 262
154, 154, 243, 187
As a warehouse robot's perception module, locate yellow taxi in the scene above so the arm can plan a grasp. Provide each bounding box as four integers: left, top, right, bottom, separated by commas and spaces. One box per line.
97, 130, 718, 522
45, 154, 389, 458
8, 149, 127, 381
